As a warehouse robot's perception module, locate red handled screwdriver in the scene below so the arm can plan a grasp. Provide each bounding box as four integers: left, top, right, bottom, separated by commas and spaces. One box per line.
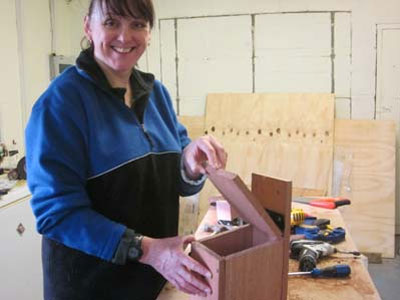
293, 197, 351, 209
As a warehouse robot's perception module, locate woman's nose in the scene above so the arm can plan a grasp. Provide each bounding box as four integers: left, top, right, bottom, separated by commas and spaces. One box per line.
116, 26, 132, 42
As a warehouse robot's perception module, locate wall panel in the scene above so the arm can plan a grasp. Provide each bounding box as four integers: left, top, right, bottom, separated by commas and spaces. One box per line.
255, 13, 332, 93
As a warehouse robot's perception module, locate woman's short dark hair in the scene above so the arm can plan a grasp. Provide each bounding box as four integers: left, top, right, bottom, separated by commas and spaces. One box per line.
81, 0, 155, 50
88, 0, 155, 28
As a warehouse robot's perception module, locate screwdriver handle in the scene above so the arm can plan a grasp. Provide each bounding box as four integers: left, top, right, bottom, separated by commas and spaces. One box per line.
311, 264, 351, 278
309, 201, 336, 209
309, 199, 351, 209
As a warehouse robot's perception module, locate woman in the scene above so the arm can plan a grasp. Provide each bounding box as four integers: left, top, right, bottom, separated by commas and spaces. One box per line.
25, 0, 227, 299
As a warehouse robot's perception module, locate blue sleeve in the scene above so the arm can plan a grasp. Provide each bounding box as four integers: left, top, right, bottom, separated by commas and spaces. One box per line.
25, 85, 125, 261
157, 83, 206, 196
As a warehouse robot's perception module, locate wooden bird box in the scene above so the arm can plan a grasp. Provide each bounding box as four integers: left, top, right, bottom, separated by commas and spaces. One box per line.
190, 168, 291, 300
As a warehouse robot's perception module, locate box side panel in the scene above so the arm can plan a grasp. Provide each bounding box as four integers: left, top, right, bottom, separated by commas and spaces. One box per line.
251, 173, 292, 300
224, 241, 284, 300
190, 242, 224, 300
201, 225, 253, 256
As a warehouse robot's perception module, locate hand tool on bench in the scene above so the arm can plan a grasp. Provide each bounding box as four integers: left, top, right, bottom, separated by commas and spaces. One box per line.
293, 224, 346, 244
288, 264, 351, 278
293, 196, 351, 209
290, 239, 360, 271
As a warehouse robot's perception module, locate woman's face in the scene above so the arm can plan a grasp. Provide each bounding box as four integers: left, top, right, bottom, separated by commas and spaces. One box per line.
84, 2, 151, 76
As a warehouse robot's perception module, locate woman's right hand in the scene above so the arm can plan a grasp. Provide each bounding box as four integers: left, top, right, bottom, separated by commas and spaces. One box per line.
139, 235, 212, 297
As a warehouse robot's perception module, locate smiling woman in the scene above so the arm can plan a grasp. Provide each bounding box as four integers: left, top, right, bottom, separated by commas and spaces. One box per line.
85, 1, 152, 76
25, 0, 227, 299
83, 0, 153, 106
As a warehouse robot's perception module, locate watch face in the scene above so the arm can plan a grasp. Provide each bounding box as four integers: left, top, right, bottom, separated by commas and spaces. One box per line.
128, 246, 142, 260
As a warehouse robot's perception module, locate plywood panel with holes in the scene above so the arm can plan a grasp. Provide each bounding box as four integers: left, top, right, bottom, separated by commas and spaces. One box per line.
178, 116, 205, 140
334, 119, 396, 258
199, 93, 334, 221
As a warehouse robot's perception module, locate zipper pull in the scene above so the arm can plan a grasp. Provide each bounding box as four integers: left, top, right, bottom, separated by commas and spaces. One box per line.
141, 124, 154, 149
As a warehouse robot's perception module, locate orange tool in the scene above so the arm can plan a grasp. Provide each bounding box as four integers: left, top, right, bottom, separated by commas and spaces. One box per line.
293, 197, 351, 209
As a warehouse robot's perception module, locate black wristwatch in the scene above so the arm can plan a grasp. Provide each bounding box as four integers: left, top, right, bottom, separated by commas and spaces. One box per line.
127, 234, 144, 261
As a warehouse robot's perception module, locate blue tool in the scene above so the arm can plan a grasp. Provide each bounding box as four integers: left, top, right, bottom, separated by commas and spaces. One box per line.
288, 264, 351, 278
294, 225, 346, 244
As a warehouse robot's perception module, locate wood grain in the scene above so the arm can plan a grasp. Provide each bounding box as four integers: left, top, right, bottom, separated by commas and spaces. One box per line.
190, 242, 224, 300
224, 241, 284, 300
199, 93, 334, 221
251, 174, 292, 300
333, 119, 396, 258
206, 167, 281, 240
200, 225, 253, 256
178, 115, 205, 140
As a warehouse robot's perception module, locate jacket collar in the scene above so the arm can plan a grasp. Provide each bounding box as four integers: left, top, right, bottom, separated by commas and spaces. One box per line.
75, 48, 155, 103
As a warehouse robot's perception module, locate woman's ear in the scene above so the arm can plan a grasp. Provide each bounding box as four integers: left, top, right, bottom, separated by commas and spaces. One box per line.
83, 15, 92, 42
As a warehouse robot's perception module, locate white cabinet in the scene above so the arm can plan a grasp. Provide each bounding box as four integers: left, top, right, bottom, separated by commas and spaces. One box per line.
0, 196, 42, 300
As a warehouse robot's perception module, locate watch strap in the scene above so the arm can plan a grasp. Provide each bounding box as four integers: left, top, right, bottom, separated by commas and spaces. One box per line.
127, 233, 144, 261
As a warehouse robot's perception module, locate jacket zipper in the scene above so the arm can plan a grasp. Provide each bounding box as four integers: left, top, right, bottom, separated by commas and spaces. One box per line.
140, 123, 154, 150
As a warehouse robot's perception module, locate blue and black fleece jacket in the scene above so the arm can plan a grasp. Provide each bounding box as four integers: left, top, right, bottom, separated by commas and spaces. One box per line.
25, 49, 204, 300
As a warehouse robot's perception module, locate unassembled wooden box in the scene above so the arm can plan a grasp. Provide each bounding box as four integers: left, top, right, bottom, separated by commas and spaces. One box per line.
190, 168, 292, 300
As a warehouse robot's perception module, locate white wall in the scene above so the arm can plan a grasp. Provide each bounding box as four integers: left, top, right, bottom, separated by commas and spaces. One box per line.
0, 0, 24, 154
0, 0, 86, 156
150, 0, 400, 120
0, 0, 51, 156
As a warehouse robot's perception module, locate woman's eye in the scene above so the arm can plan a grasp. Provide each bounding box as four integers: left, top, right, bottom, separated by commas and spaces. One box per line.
132, 22, 147, 30
104, 19, 117, 28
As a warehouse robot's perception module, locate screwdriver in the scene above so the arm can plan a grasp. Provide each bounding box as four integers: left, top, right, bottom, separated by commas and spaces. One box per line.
293, 197, 351, 209
288, 264, 351, 278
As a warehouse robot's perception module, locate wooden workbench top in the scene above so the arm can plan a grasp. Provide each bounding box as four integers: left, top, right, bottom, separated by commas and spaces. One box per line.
157, 203, 381, 300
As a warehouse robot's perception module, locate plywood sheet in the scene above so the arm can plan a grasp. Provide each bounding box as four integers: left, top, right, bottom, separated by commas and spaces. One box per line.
376, 25, 400, 235
199, 93, 335, 220
178, 115, 205, 140
334, 119, 396, 258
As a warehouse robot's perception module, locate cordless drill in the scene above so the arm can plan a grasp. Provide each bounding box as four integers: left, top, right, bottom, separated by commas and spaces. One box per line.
290, 239, 360, 271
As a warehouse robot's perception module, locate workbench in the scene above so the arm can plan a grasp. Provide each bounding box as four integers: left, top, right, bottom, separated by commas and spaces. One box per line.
157, 202, 381, 300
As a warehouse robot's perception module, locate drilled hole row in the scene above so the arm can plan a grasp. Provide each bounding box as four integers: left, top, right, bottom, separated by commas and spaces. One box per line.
204, 126, 330, 139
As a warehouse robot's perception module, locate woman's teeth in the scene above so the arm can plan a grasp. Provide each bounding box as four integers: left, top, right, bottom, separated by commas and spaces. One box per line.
112, 46, 134, 53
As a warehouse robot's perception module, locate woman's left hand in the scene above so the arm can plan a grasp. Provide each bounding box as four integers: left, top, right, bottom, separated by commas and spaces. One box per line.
182, 135, 227, 179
